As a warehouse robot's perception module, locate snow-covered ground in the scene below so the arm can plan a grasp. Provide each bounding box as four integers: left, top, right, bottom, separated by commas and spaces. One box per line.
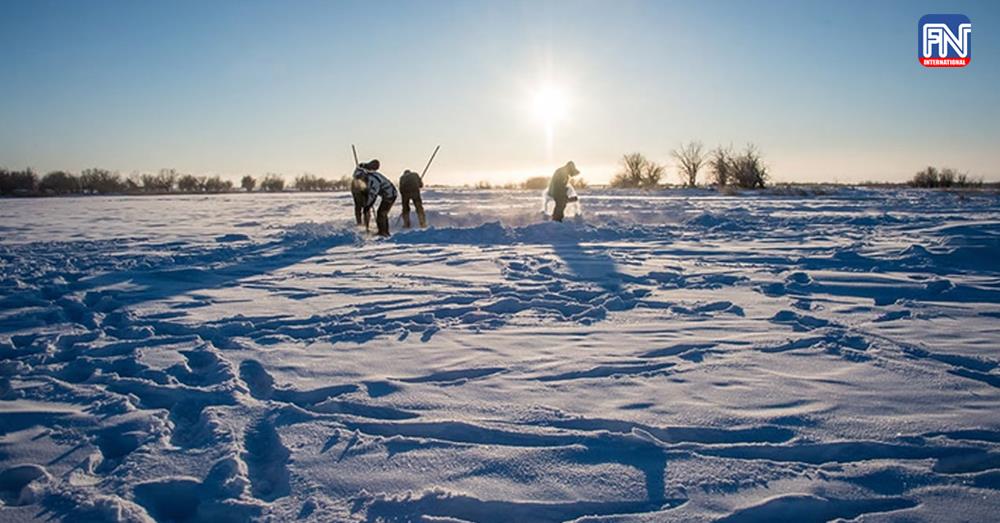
1, 188, 999, 522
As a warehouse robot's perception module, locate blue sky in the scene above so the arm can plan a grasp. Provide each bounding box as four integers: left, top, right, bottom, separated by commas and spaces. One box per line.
1, 0, 998, 184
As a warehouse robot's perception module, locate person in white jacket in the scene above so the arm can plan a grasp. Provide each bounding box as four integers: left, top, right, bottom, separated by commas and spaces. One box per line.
351, 161, 373, 229
357, 160, 398, 236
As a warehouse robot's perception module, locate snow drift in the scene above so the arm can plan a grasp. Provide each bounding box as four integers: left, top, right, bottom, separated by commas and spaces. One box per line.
1, 187, 999, 521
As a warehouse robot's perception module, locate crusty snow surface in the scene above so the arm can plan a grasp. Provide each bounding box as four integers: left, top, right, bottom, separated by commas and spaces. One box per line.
1, 188, 999, 522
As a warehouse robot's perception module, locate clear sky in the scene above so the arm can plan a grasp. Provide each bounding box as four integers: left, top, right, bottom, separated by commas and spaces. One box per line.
1, 0, 998, 185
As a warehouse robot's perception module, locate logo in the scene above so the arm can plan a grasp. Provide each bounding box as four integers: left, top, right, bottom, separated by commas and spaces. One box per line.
919, 14, 971, 67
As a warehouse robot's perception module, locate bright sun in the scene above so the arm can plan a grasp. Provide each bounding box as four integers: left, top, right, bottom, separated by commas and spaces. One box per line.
531, 84, 570, 160
532, 85, 569, 127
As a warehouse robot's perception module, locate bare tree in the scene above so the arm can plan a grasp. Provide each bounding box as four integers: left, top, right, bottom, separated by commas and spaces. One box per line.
241, 175, 257, 192
672, 141, 705, 187
611, 153, 662, 188
912, 166, 980, 188
260, 174, 285, 192
295, 173, 338, 191
39, 171, 80, 195
177, 174, 204, 192
204, 175, 233, 193
155, 169, 178, 192
80, 168, 124, 194
708, 145, 767, 189
137, 169, 177, 193
640, 160, 664, 188
612, 153, 645, 188
709, 146, 733, 187
521, 176, 549, 190
331, 176, 352, 191
0, 168, 38, 195
730, 144, 768, 189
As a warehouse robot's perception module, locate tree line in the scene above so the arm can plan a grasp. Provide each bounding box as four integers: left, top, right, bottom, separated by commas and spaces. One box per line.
0, 168, 355, 197
2, 160, 985, 197
910, 166, 982, 188
607, 144, 986, 190
609, 142, 769, 189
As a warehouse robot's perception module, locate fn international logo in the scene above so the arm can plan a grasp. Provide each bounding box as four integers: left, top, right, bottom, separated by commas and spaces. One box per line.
919, 14, 971, 67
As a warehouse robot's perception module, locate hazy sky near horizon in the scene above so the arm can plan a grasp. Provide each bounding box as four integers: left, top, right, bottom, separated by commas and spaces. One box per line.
2, 0, 999, 184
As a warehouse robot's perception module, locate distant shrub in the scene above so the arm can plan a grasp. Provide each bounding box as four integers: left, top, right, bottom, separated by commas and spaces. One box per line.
331, 176, 352, 191
912, 168, 936, 187
952, 171, 981, 188
643, 162, 665, 188
766, 184, 832, 197
241, 175, 257, 192
474, 180, 493, 190
521, 176, 549, 190
672, 141, 706, 188
709, 147, 733, 187
911, 166, 981, 188
610, 153, 663, 189
39, 171, 80, 195
80, 168, 124, 194
203, 175, 233, 193
294, 174, 316, 191
294, 173, 340, 192
708, 145, 767, 189
0, 168, 38, 195
731, 144, 768, 189
573, 176, 589, 190
260, 174, 285, 192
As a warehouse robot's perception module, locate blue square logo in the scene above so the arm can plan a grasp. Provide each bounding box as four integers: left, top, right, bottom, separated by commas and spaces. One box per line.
919, 14, 971, 67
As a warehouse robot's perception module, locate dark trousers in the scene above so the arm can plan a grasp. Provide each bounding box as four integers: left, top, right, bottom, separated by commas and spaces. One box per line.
552, 196, 568, 222
401, 191, 426, 228
352, 188, 370, 229
375, 195, 396, 236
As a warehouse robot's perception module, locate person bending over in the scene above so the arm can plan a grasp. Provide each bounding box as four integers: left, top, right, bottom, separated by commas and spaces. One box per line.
362, 162, 398, 237
398, 169, 427, 228
351, 160, 376, 229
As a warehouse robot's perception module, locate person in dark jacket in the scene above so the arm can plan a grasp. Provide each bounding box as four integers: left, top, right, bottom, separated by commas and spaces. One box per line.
547, 161, 580, 222
362, 164, 398, 237
398, 169, 426, 228
351, 160, 377, 229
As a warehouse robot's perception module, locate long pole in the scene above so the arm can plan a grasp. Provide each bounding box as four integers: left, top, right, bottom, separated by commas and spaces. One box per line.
420, 145, 440, 180
352, 144, 359, 167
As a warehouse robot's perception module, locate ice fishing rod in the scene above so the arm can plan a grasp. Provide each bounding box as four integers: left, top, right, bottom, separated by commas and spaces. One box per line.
420, 145, 440, 180
352, 144, 359, 167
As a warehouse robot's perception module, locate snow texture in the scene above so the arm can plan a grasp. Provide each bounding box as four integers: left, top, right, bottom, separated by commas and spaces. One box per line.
1, 188, 999, 522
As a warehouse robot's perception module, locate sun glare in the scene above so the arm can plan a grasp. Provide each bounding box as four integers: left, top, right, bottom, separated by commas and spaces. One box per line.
531, 84, 570, 160
532, 85, 569, 126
